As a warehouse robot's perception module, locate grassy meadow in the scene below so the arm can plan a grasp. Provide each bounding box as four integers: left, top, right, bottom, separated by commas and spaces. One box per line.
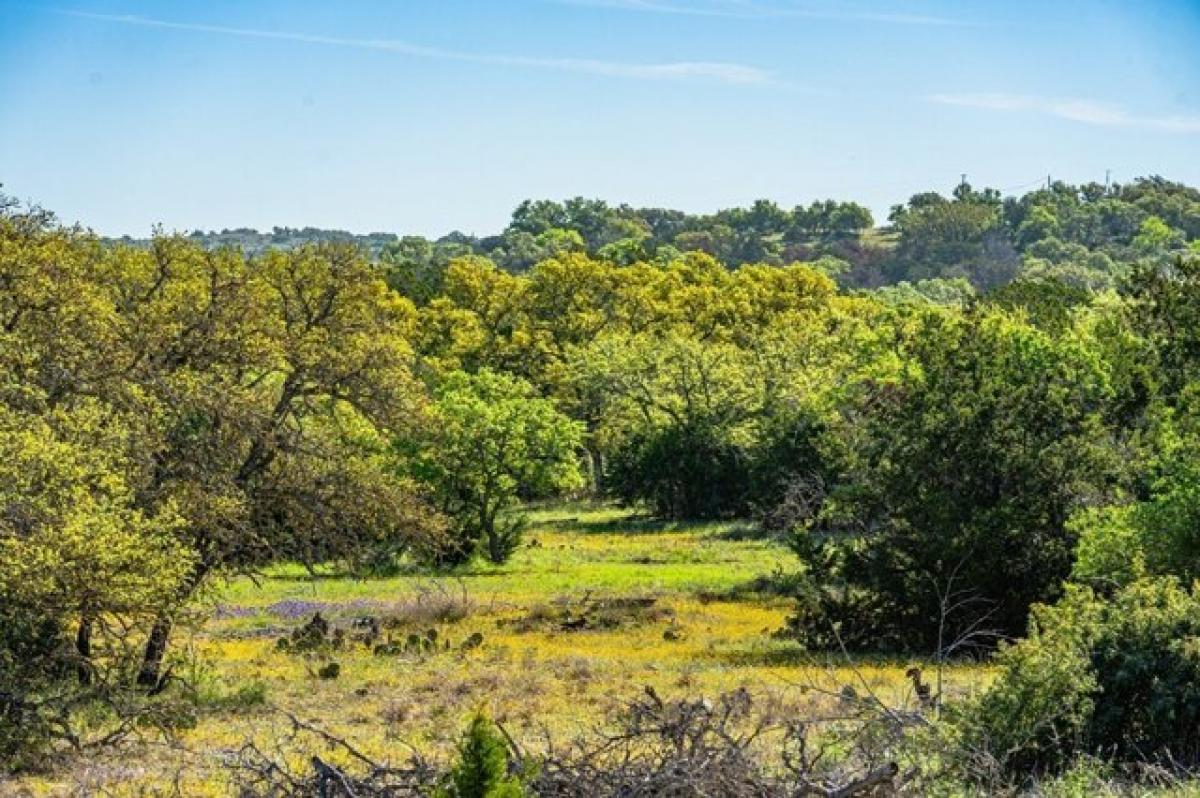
12, 502, 993, 796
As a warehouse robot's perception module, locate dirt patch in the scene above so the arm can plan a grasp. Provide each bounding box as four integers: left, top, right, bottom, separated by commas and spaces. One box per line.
502, 592, 675, 633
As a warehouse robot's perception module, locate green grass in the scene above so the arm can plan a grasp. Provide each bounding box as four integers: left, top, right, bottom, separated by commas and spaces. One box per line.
217, 502, 784, 609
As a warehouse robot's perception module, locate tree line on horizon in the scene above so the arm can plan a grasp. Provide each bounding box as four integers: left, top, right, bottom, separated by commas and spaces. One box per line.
111, 175, 1199, 293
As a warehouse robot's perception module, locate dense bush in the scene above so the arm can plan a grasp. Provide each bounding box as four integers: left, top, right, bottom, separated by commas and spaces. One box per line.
0, 607, 65, 769
958, 578, 1200, 779
607, 421, 752, 519
746, 408, 836, 517
792, 307, 1118, 652
783, 309, 1118, 651
605, 393, 836, 523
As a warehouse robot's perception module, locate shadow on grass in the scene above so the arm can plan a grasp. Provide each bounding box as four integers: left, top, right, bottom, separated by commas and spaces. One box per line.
530, 513, 767, 539
694, 569, 807, 603
713, 522, 776, 541
709, 640, 922, 672
538, 514, 684, 536
263, 561, 509, 582
521, 500, 777, 540
707, 640, 811, 668
265, 570, 354, 582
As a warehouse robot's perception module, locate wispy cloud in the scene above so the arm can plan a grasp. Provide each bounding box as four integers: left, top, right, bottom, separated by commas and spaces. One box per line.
59, 9, 769, 85
557, 0, 973, 27
928, 92, 1200, 134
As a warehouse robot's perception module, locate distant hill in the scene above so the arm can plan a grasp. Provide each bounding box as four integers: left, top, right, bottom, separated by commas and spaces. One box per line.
103, 177, 1200, 292
108, 226, 402, 257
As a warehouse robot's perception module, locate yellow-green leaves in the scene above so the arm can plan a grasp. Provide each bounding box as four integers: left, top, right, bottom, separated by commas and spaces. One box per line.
0, 403, 190, 629
0, 216, 442, 692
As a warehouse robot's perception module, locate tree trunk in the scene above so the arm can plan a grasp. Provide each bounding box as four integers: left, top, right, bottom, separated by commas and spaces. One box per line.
481, 506, 498, 563
75, 614, 93, 686
136, 560, 210, 688
583, 444, 604, 495
136, 614, 172, 688
583, 422, 604, 495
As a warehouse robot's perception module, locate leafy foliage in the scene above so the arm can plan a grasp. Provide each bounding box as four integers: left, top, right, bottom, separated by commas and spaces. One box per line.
405, 369, 584, 564
9, 176, 1200, 783
1072, 385, 1200, 588
0, 197, 445, 729
787, 309, 1117, 650
0, 404, 190, 768
439, 713, 529, 798
960, 578, 1200, 777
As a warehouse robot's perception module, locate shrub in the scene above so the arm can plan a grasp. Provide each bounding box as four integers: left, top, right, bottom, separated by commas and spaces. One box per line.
1069, 505, 1146, 589
748, 408, 837, 519
205, 682, 269, 712
782, 309, 1116, 652
0, 607, 65, 770
385, 581, 474, 627
483, 515, 528, 568
958, 578, 1200, 780
607, 422, 752, 520
440, 713, 529, 798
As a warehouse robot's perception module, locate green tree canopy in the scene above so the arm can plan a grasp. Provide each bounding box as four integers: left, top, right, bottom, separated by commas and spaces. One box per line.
405, 369, 584, 564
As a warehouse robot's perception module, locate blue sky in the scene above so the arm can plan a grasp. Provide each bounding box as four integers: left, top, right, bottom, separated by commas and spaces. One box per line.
1, 0, 1198, 237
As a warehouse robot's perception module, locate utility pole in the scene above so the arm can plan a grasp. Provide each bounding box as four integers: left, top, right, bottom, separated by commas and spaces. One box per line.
1105, 169, 1111, 191
1046, 174, 1052, 190
960, 173, 967, 190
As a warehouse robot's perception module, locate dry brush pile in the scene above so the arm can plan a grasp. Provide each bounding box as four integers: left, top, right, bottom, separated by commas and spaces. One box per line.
221, 685, 927, 798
